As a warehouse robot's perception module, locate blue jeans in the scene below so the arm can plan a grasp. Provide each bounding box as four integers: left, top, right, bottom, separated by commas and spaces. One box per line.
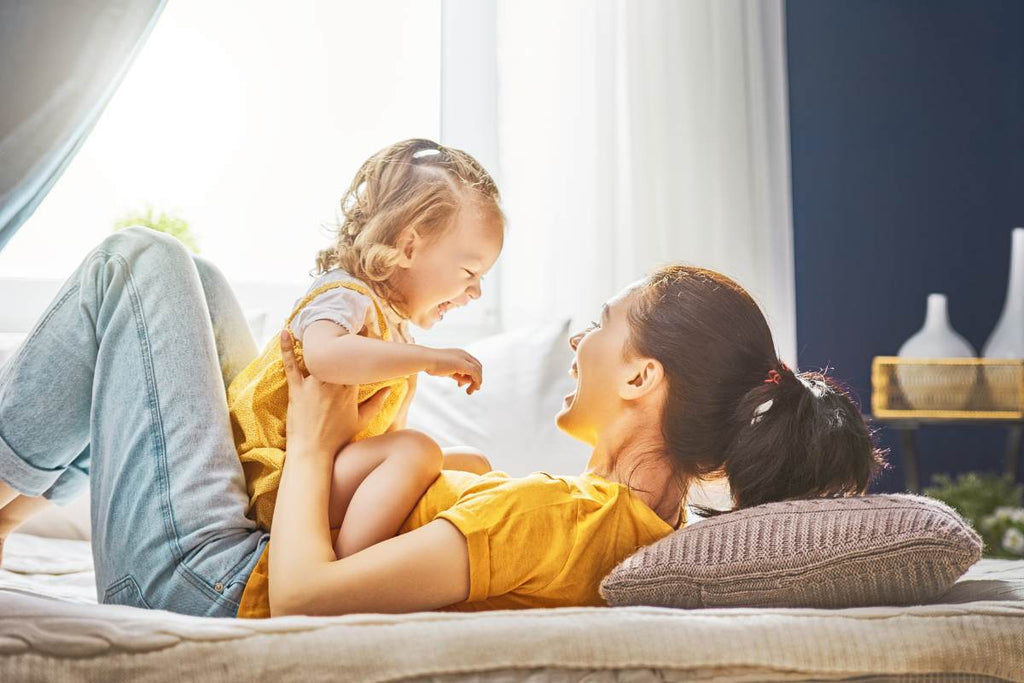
0, 227, 268, 617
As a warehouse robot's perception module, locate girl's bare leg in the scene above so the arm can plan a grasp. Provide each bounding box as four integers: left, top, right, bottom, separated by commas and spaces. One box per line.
329, 430, 443, 559
441, 447, 491, 475
328, 438, 392, 529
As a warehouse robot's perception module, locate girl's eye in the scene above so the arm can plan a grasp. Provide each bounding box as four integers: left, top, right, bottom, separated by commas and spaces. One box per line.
464, 268, 477, 278
587, 320, 600, 331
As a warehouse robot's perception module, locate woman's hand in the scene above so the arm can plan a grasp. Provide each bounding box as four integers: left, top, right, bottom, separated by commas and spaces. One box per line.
280, 330, 389, 458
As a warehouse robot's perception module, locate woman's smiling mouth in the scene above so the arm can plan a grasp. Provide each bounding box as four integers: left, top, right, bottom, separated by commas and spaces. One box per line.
563, 361, 579, 405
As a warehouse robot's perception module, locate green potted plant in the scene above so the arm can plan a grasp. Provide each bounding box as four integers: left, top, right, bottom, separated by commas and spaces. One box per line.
113, 206, 199, 253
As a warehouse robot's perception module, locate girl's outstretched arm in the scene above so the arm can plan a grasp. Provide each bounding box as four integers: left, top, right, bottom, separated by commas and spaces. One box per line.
302, 320, 435, 385
269, 331, 471, 616
303, 320, 482, 393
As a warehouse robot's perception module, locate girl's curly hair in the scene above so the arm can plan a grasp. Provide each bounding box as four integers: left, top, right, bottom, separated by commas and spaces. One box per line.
315, 139, 503, 305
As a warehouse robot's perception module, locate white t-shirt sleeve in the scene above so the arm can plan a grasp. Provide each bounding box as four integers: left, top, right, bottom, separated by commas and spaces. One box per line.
291, 287, 373, 338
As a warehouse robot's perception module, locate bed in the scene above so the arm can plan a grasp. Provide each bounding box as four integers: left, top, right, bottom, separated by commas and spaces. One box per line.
1, 532, 1023, 682
3, 322, 1024, 681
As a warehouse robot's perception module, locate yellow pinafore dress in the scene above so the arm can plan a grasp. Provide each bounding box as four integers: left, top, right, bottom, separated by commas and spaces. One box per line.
227, 280, 410, 531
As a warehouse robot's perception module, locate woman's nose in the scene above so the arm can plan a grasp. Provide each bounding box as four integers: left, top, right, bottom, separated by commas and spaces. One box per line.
467, 282, 482, 300
568, 331, 583, 351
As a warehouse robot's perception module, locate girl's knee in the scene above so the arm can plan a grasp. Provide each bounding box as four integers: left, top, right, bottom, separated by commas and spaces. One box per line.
390, 430, 444, 472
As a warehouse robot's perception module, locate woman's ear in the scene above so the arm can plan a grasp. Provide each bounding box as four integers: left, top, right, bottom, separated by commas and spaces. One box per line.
394, 228, 421, 267
620, 358, 664, 401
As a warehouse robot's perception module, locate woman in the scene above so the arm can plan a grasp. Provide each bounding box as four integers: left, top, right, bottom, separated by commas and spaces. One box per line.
0, 227, 884, 617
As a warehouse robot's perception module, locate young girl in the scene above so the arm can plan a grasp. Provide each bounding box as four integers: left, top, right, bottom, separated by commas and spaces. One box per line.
227, 138, 504, 559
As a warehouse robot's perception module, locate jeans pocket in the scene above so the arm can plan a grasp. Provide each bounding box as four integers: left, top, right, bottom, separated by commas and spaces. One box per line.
103, 574, 152, 609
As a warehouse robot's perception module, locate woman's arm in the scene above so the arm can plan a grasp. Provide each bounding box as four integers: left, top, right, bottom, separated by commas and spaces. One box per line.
270, 331, 471, 616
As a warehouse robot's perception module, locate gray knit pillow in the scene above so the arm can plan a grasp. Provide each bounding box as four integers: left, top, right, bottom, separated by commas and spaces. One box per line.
600, 494, 982, 609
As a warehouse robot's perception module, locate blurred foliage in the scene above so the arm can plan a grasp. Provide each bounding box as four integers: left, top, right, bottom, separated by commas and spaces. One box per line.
924, 471, 1024, 558
113, 206, 199, 253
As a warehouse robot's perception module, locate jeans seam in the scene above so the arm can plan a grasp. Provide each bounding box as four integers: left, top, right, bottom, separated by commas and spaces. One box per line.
0, 279, 84, 496
15, 280, 82, 352
113, 251, 184, 560
114, 250, 229, 606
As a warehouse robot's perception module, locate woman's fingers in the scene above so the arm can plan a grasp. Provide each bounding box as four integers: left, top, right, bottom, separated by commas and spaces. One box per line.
280, 329, 304, 388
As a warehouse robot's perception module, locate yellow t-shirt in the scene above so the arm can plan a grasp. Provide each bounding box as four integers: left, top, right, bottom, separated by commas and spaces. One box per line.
236, 469, 675, 617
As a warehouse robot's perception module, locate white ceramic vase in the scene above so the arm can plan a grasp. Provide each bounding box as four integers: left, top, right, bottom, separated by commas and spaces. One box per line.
897, 293, 976, 410
982, 227, 1024, 410
983, 227, 1024, 358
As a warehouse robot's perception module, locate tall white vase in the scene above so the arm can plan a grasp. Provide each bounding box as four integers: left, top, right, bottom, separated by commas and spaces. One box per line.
982, 227, 1024, 411
983, 227, 1024, 358
897, 294, 976, 410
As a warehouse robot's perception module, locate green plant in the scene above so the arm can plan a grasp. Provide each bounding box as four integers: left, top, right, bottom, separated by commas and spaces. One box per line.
924, 471, 1024, 558
113, 206, 199, 253
980, 507, 1024, 558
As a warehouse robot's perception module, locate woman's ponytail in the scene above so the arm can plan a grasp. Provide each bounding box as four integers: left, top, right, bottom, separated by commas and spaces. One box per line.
719, 365, 887, 512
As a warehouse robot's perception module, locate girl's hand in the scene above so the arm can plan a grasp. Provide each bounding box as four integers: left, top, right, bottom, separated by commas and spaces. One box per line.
280, 330, 390, 458
426, 347, 483, 394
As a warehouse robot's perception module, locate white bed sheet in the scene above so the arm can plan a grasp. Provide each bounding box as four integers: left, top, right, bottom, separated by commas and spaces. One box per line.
1, 533, 1023, 682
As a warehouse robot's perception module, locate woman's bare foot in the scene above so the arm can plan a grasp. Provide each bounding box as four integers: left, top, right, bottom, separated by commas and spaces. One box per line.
0, 492, 55, 568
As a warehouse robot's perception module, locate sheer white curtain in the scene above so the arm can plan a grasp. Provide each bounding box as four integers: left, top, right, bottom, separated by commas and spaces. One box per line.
495, 0, 797, 365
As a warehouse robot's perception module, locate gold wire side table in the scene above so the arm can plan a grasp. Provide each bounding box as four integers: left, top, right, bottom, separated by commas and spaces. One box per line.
870, 357, 1024, 492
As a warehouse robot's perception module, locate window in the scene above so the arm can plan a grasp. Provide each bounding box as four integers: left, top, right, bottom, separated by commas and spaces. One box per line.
0, 1, 507, 342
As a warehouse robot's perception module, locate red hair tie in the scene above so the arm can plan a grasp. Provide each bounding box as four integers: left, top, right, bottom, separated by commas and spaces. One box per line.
764, 363, 790, 385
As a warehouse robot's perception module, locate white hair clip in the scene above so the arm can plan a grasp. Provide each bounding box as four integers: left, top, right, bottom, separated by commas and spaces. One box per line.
412, 148, 442, 159
751, 399, 774, 425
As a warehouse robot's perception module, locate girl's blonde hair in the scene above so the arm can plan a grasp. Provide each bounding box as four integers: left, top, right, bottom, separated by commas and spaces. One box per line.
315, 139, 503, 303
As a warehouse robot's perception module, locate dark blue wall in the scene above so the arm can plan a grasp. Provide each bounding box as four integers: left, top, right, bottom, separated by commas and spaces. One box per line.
785, 0, 1024, 492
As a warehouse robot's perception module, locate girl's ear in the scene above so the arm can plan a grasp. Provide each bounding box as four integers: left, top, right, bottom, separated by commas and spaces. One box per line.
620, 358, 664, 401
394, 228, 421, 267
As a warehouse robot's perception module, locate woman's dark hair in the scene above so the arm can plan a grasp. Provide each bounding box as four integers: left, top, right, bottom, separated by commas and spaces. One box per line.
625, 265, 887, 514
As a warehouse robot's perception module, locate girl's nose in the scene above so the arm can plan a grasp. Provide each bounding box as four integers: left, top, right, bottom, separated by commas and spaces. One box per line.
467, 282, 482, 300
568, 331, 584, 351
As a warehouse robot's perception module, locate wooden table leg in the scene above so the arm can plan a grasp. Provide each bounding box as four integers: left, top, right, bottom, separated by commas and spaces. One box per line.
1005, 425, 1022, 482
898, 428, 920, 493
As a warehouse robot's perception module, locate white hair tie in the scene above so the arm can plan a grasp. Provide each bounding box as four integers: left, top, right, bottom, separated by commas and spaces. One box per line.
751, 399, 774, 425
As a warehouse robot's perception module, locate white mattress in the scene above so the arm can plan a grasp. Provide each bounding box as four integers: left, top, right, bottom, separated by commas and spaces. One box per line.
1, 533, 1023, 683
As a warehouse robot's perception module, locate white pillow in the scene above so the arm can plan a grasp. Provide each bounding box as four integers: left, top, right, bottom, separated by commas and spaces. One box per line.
407, 320, 591, 477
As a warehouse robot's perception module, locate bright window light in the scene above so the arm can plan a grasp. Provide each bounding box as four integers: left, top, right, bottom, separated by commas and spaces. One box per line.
0, 0, 442, 286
